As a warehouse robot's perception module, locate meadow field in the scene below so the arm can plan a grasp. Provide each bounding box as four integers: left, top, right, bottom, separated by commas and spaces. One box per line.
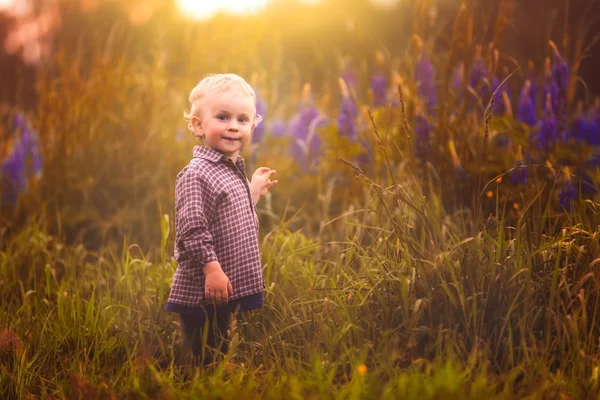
1, 0, 600, 398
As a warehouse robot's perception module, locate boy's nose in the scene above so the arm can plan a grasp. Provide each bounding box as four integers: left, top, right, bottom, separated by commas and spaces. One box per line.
228, 120, 239, 131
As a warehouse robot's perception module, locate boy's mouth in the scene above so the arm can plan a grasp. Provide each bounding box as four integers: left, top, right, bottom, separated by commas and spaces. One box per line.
222, 136, 241, 141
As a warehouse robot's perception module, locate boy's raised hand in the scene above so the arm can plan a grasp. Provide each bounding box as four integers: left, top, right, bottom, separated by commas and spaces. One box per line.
203, 261, 233, 305
251, 167, 278, 204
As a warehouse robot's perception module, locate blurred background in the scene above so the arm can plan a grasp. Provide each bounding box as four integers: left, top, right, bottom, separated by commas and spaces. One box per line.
1, 0, 600, 251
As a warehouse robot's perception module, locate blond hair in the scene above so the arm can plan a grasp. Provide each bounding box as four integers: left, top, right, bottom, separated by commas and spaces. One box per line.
183, 73, 263, 132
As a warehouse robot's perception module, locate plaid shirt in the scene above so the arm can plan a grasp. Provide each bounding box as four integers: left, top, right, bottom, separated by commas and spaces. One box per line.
168, 146, 264, 307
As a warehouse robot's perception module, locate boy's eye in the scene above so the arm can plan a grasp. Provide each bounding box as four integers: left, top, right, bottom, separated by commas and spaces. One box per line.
217, 115, 228, 121
238, 117, 249, 123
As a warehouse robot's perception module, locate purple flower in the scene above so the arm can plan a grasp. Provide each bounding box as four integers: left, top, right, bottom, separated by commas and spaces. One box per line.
517, 80, 537, 127
415, 112, 431, 164
538, 94, 557, 153
587, 100, 600, 146
370, 73, 388, 108
337, 95, 358, 139
558, 170, 576, 211
341, 65, 358, 93
288, 105, 321, 168
586, 120, 600, 146
511, 146, 527, 185
269, 120, 287, 137
542, 57, 559, 122
468, 47, 485, 91
583, 148, 600, 169
1, 145, 26, 208
252, 94, 267, 144
415, 53, 436, 114
2, 113, 44, 208
568, 102, 586, 142
511, 161, 527, 185
575, 168, 597, 198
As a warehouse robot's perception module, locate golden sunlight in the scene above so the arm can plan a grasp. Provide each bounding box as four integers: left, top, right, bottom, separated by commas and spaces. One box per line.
0, 0, 30, 16
176, 0, 271, 20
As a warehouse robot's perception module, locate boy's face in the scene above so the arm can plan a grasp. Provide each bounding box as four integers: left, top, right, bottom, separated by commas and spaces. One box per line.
193, 88, 256, 161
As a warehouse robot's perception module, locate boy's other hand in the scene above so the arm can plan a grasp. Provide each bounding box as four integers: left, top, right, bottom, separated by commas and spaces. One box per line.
251, 167, 278, 204
203, 261, 233, 305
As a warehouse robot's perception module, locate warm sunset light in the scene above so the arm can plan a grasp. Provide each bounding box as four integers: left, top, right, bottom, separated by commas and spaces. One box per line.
176, 0, 271, 20
0, 0, 30, 16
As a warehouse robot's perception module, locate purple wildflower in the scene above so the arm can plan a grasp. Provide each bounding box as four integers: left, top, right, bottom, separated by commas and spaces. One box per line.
252, 93, 267, 144
269, 120, 287, 137
558, 169, 576, 211
289, 105, 319, 150
415, 53, 436, 114
288, 99, 328, 171
414, 106, 431, 165
370, 73, 388, 108
569, 102, 586, 142
511, 145, 527, 185
587, 99, 600, 146
2, 113, 44, 208
337, 95, 358, 139
583, 148, 600, 169
468, 45, 485, 91
538, 94, 557, 153
517, 80, 537, 127
341, 64, 358, 93
587, 120, 600, 146
575, 168, 597, 199
542, 57, 559, 122
14, 113, 43, 178
1, 145, 26, 208
549, 41, 569, 95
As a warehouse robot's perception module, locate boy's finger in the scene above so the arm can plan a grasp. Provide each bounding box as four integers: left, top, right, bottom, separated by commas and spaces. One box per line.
227, 281, 233, 295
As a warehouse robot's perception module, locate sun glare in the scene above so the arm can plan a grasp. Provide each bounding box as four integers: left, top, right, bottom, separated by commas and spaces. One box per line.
0, 0, 31, 16
176, 0, 271, 20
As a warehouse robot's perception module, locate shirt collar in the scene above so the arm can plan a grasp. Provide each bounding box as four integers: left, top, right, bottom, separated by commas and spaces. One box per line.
192, 145, 245, 168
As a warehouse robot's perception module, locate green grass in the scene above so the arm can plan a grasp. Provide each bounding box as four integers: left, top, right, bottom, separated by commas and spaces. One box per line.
2, 178, 600, 398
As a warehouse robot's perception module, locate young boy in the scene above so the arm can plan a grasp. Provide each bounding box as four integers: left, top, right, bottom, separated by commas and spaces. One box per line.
167, 74, 277, 365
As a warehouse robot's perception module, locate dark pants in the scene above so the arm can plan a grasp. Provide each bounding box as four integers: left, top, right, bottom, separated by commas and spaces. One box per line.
179, 311, 232, 366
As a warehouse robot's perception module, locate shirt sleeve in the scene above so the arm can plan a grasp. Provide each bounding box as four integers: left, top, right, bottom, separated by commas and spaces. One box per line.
174, 167, 218, 273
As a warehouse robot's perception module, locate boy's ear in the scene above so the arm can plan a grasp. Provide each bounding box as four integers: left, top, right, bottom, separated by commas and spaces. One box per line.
191, 116, 204, 138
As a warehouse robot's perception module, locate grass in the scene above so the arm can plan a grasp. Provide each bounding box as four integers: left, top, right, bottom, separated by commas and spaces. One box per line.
2, 166, 600, 398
